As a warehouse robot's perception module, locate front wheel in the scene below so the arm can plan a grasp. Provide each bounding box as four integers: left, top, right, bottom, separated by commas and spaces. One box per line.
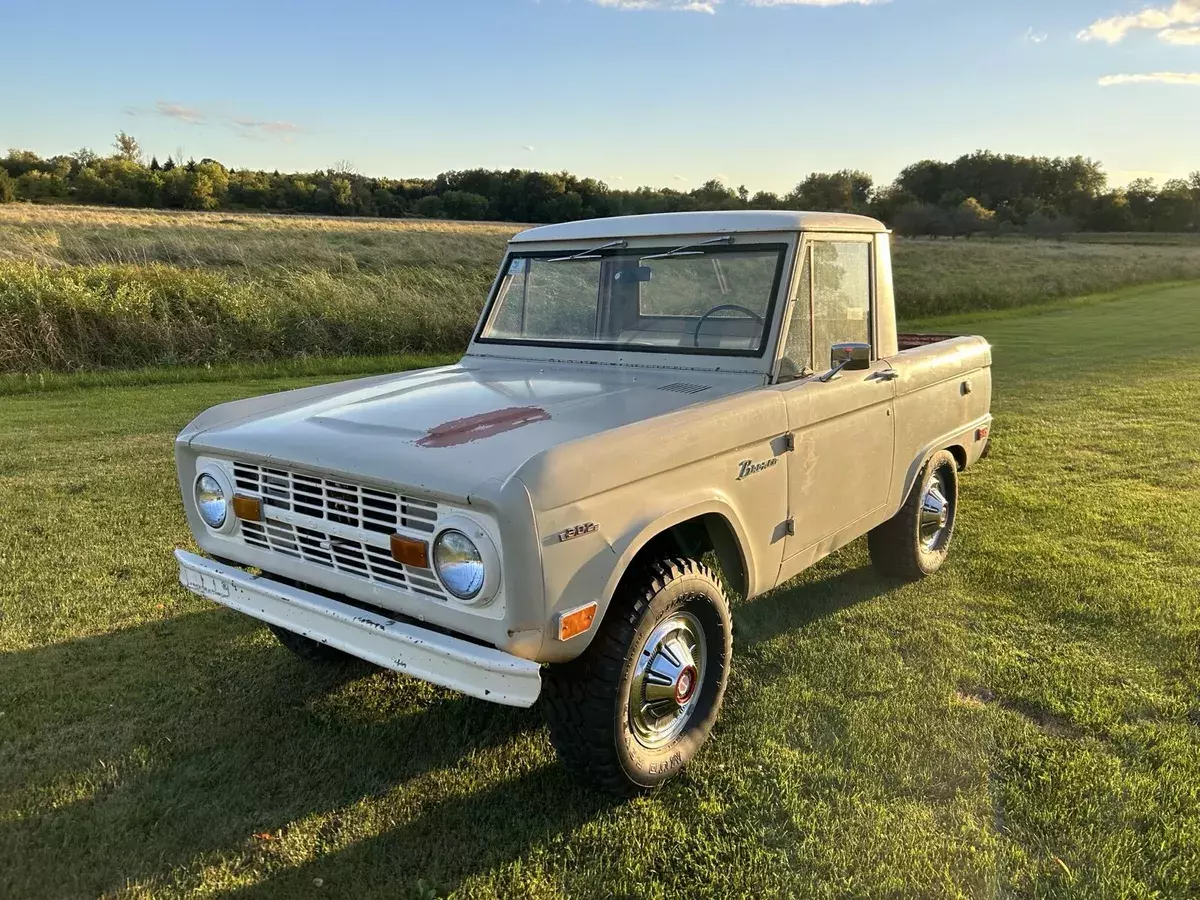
268, 624, 354, 664
541, 558, 732, 796
868, 449, 959, 580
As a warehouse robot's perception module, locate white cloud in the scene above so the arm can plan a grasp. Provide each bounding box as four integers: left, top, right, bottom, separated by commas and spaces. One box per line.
588, 0, 888, 12
1024, 26, 1048, 44
129, 100, 301, 139
1161, 24, 1200, 42
1099, 72, 1200, 86
1078, 1, 1200, 43
743, 0, 889, 6
590, 0, 719, 12
522, 144, 536, 151
673, 174, 688, 181
156, 101, 205, 124
233, 117, 300, 135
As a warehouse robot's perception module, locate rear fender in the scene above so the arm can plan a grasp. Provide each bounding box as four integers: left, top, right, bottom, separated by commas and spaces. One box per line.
897, 413, 993, 509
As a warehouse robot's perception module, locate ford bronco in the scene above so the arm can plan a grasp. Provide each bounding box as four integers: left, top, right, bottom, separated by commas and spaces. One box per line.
175, 211, 992, 794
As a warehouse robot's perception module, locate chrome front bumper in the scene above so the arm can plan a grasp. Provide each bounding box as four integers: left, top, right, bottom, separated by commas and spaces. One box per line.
175, 550, 541, 707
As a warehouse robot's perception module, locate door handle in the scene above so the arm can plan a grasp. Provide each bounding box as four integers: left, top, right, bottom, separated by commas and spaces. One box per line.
874, 369, 900, 381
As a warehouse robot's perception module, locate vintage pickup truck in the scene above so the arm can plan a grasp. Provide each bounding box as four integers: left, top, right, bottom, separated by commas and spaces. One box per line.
175, 211, 992, 794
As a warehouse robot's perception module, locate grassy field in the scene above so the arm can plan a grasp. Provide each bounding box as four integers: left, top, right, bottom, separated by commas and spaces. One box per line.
2, 281, 1198, 898
6, 204, 1200, 372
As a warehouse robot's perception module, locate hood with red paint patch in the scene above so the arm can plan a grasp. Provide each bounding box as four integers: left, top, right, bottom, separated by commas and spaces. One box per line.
183, 357, 758, 501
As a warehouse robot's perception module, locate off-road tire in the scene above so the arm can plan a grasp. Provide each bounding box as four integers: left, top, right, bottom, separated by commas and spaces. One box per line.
541, 558, 732, 796
868, 449, 959, 581
268, 624, 353, 664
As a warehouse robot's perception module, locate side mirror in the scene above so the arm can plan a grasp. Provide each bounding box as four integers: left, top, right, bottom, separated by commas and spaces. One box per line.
819, 342, 872, 382
830, 342, 871, 370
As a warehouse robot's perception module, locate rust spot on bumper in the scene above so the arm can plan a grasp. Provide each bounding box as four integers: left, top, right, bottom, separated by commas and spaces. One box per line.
416, 406, 550, 448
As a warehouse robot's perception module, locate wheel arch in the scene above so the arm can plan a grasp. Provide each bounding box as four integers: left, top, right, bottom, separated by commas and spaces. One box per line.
894, 417, 990, 515
603, 501, 754, 613
946, 443, 968, 471
898, 444, 965, 514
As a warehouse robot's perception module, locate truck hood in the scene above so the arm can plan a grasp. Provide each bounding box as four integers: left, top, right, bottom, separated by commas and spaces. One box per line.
184, 356, 758, 502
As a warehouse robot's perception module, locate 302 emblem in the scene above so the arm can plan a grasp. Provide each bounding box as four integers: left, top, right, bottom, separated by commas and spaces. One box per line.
557, 522, 598, 542
737, 457, 778, 480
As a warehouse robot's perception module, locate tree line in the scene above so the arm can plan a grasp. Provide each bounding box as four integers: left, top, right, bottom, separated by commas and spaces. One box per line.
1, 132, 1198, 235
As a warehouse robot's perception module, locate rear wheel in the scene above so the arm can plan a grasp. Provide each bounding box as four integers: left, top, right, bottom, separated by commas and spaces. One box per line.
541, 558, 732, 796
268, 624, 353, 664
868, 449, 959, 580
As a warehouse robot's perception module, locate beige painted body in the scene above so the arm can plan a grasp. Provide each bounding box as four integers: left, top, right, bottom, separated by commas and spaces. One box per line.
175, 211, 992, 680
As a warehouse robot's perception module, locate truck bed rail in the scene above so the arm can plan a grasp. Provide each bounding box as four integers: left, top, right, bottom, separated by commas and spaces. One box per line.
896, 333, 960, 351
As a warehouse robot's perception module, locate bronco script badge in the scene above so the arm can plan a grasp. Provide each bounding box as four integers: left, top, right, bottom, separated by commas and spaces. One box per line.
737, 457, 779, 481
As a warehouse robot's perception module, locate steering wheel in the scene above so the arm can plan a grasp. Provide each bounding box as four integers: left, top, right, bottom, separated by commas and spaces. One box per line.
693, 304, 765, 349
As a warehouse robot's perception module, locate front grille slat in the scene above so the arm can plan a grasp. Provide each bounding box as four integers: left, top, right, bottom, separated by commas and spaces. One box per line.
231, 461, 445, 598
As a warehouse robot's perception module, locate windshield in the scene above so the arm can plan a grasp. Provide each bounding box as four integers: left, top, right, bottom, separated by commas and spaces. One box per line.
477, 243, 786, 356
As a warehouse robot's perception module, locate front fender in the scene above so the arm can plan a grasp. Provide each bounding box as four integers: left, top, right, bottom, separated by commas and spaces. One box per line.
518, 387, 790, 663
529, 452, 788, 664
530, 493, 760, 664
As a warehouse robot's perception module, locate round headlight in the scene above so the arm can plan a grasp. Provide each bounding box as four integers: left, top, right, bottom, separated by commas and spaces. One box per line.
433, 529, 485, 600
194, 473, 228, 529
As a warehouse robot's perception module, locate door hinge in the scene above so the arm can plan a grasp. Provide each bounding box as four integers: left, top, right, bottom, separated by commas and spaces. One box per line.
784, 518, 796, 537
782, 432, 796, 452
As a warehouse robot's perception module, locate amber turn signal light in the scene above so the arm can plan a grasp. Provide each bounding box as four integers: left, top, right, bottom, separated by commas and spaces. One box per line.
390, 534, 430, 569
231, 494, 263, 522
557, 602, 598, 641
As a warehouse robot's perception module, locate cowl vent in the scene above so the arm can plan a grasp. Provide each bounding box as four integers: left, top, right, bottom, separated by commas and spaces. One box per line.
657, 382, 712, 394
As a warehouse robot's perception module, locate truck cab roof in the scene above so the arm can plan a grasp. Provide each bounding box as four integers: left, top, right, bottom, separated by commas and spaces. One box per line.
511, 210, 888, 244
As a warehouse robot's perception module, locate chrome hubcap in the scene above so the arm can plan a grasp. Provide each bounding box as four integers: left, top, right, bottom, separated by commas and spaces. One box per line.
919, 471, 952, 551
629, 611, 706, 749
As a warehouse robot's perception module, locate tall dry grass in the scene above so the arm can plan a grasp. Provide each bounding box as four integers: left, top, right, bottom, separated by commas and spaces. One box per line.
4, 204, 1200, 372
0, 261, 493, 371
891, 237, 1200, 317
0, 204, 515, 272
0, 205, 508, 371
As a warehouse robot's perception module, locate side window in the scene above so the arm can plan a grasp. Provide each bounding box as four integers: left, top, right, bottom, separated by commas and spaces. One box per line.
779, 245, 813, 379
811, 241, 871, 363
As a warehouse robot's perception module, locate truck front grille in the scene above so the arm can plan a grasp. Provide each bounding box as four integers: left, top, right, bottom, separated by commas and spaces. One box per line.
231, 462, 446, 599
233, 462, 438, 534
239, 519, 446, 598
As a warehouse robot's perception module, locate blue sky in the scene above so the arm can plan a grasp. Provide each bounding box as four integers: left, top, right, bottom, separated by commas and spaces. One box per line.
2, 0, 1197, 192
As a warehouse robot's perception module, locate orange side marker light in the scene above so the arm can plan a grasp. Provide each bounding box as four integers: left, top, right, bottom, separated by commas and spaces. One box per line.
558, 602, 598, 641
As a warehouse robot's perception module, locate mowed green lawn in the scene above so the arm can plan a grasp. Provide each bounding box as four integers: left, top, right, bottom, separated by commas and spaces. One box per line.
2, 283, 1199, 899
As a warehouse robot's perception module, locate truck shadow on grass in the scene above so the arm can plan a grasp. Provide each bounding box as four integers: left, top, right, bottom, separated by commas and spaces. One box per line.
222, 765, 617, 900
1, 561, 893, 898
733, 557, 896, 649
0, 609, 556, 898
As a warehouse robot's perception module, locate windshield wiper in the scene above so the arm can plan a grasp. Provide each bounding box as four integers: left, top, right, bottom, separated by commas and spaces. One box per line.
640, 235, 734, 261
549, 240, 628, 263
